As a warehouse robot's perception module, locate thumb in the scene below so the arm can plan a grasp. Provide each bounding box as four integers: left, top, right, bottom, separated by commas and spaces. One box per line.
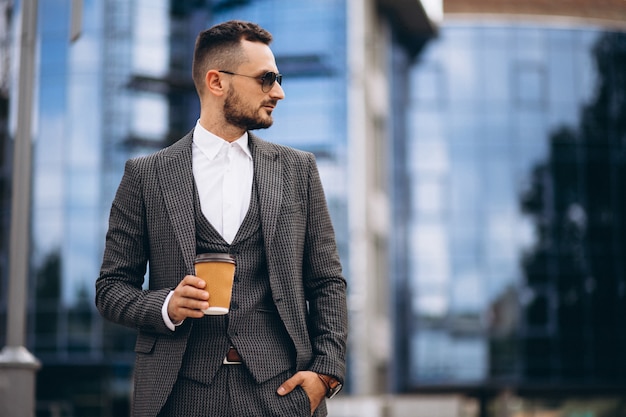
276, 373, 304, 396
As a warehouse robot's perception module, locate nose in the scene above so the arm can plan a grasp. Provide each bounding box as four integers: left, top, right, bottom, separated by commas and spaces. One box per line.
270, 81, 285, 100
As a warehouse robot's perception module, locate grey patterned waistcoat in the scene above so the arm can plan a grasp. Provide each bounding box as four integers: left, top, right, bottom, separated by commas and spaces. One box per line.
178, 181, 296, 385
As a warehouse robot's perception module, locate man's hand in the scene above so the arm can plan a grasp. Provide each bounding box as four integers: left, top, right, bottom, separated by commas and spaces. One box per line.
167, 275, 209, 323
277, 371, 327, 415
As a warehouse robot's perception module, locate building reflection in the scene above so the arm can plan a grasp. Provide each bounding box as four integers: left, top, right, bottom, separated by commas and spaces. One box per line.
399, 24, 626, 401
518, 32, 626, 384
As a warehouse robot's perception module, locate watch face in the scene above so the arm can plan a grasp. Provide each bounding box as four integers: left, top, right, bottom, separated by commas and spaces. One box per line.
327, 382, 343, 399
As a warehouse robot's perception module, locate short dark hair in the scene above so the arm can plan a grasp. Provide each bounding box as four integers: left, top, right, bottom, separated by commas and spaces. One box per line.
192, 20, 273, 93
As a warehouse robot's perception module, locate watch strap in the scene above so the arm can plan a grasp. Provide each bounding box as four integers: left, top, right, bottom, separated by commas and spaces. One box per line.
317, 373, 342, 398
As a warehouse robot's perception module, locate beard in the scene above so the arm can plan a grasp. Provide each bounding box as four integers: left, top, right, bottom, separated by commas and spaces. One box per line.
223, 87, 275, 131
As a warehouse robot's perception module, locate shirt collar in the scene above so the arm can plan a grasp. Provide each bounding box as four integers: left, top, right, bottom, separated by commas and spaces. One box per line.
192, 121, 252, 160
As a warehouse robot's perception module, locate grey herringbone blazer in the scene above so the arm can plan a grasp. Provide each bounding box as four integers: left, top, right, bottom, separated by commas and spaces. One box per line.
96, 131, 348, 417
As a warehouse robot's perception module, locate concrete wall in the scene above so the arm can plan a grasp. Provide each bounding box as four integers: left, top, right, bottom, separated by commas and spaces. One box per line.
327, 395, 478, 417
444, 0, 626, 27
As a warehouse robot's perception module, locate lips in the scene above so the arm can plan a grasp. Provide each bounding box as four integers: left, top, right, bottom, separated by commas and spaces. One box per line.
262, 100, 277, 110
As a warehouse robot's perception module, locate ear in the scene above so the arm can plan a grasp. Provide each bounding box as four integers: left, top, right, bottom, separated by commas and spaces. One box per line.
205, 69, 226, 96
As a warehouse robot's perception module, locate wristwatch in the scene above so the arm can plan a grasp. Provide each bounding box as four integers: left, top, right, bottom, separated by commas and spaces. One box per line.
317, 373, 343, 398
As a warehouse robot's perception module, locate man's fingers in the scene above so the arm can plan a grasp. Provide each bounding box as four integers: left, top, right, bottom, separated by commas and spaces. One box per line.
277, 371, 326, 415
180, 275, 207, 289
175, 276, 209, 300
172, 296, 209, 314
276, 373, 304, 396
168, 275, 210, 322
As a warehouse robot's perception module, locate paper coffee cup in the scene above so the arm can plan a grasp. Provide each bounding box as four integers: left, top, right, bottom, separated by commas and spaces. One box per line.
194, 253, 236, 315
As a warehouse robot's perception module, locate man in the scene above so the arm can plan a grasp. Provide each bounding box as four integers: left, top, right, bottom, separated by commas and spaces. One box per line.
96, 20, 348, 417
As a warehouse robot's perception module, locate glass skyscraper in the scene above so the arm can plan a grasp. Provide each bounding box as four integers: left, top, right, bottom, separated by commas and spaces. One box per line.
395, 22, 626, 399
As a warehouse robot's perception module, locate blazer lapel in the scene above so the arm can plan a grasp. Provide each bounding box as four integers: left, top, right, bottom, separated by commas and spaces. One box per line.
155, 131, 282, 273
250, 133, 282, 251
157, 132, 197, 274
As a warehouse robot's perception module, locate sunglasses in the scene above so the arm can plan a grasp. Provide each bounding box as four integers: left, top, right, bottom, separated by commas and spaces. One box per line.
218, 70, 283, 93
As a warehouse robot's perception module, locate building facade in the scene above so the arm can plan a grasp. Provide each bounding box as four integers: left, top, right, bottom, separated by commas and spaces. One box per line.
397, 21, 626, 389
388, 1, 626, 414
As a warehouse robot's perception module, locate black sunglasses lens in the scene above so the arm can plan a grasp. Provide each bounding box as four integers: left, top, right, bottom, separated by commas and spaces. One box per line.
262, 72, 281, 91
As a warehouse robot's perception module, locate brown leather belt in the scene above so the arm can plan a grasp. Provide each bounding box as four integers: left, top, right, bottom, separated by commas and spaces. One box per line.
223, 346, 242, 365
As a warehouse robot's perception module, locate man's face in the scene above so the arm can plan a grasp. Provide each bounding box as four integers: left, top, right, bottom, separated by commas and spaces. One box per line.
223, 40, 285, 131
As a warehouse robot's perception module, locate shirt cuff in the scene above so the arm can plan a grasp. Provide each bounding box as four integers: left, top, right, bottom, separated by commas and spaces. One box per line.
162, 290, 183, 331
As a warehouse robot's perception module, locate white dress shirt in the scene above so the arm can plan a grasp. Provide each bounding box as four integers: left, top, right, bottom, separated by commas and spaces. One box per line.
162, 121, 254, 330
191, 122, 253, 242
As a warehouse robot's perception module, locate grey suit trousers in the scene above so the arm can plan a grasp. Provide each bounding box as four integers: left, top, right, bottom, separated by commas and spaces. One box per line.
157, 365, 326, 417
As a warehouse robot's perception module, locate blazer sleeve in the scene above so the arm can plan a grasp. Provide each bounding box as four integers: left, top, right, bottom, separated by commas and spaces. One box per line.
301, 153, 348, 382
95, 158, 172, 334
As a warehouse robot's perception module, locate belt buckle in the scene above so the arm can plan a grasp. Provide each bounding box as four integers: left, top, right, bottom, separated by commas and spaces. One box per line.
223, 357, 242, 365
223, 347, 242, 365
